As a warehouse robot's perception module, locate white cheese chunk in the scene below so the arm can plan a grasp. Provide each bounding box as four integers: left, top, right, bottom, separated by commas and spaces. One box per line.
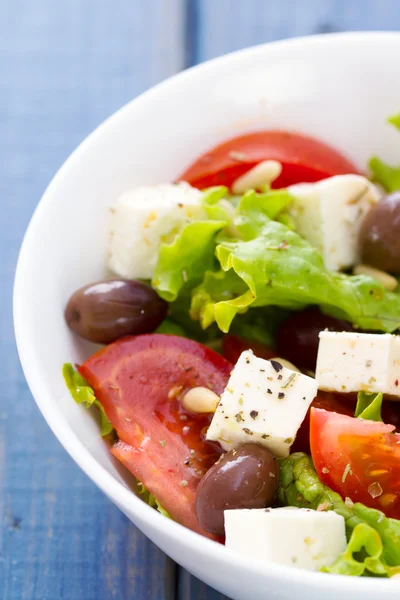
206, 351, 318, 457
107, 182, 205, 279
224, 508, 346, 571
316, 331, 400, 396
288, 175, 381, 271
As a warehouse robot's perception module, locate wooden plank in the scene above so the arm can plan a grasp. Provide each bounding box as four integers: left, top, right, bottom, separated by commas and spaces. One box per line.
178, 571, 231, 600
195, 0, 400, 61
0, 1, 185, 599
178, 1, 400, 598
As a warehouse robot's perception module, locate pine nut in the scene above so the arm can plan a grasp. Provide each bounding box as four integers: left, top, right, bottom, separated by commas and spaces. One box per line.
231, 160, 282, 194
168, 385, 182, 400
181, 387, 220, 414
353, 264, 398, 291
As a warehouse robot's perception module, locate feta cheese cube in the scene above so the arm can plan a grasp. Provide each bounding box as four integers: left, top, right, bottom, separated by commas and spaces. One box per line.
206, 351, 318, 457
108, 182, 205, 279
316, 331, 400, 396
224, 508, 346, 571
288, 175, 381, 271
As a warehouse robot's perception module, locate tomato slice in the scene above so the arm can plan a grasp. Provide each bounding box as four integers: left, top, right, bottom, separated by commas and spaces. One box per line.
178, 131, 360, 190
79, 334, 232, 538
292, 392, 355, 454
222, 334, 276, 365
293, 394, 400, 454
310, 408, 400, 517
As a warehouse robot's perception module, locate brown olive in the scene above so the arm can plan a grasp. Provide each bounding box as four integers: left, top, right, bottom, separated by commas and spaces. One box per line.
195, 443, 279, 535
65, 279, 168, 344
360, 192, 400, 273
276, 308, 352, 371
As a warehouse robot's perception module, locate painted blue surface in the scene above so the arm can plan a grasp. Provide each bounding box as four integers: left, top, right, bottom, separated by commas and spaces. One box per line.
1, 1, 400, 599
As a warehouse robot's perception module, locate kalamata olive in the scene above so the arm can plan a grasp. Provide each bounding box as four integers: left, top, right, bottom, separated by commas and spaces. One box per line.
360, 192, 400, 273
276, 308, 352, 371
65, 279, 168, 344
195, 443, 279, 535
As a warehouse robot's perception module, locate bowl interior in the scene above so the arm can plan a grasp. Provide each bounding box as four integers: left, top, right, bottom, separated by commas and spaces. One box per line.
14, 32, 400, 599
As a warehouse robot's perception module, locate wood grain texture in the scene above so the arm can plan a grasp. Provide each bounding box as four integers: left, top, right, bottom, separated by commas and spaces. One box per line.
4, 1, 400, 599
0, 1, 184, 599
178, 571, 230, 600
194, 0, 400, 61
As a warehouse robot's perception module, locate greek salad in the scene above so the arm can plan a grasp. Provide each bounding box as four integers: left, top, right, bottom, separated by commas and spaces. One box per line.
63, 115, 400, 578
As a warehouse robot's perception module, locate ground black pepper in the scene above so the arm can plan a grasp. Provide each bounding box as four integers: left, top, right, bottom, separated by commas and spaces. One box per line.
270, 360, 283, 372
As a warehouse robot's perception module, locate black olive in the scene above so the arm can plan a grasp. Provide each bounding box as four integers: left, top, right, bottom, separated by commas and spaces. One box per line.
65, 279, 168, 344
360, 192, 400, 273
195, 443, 279, 535
276, 308, 353, 371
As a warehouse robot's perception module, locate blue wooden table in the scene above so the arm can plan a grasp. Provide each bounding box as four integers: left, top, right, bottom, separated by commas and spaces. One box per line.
2, 1, 400, 598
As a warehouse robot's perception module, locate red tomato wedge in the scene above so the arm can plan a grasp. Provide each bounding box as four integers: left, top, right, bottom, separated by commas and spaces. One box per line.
310, 408, 400, 518
293, 394, 400, 454
292, 392, 355, 454
178, 131, 360, 190
79, 334, 232, 538
222, 334, 276, 365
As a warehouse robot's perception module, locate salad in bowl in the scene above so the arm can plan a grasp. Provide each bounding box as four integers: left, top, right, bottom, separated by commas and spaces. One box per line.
62, 117, 400, 579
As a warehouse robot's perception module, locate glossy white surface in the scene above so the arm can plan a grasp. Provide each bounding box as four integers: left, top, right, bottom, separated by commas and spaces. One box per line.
14, 32, 400, 600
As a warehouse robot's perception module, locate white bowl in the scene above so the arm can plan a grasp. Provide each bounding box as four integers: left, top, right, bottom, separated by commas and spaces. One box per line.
14, 32, 400, 600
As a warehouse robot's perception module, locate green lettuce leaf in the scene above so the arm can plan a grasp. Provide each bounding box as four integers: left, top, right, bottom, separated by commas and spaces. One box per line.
369, 112, 400, 192
234, 188, 293, 238
369, 157, 400, 193
355, 391, 383, 421
278, 453, 400, 575
62, 363, 114, 436
277, 212, 296, 230
152, 187, 294, 305
323, 523, 400, 577
192, 206, 400, 332
137, 481, 171, 518
201, 186, 232, 220
190, 269, 248, 330
152, 186, 235, 303
277, 452, 357, 531
152, 219, 227, 302
154, 182, 400, 337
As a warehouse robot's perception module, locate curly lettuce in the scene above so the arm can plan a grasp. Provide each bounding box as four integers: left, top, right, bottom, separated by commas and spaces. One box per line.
278, 453, 400, 577
153, 183, 400, 336
62, 363, 113, 436
152, 187, 293, 305
369, 112, 400, 192
152, 187, 234, 302
324, 523, 400, 577
152, 219, 227, 302
191, 201, 400, 332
